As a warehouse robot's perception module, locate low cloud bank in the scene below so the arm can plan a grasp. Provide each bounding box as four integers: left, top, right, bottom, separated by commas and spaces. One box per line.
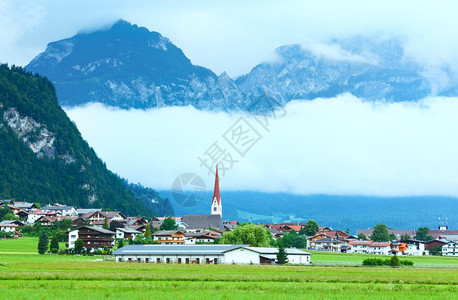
65, 94, 458, 197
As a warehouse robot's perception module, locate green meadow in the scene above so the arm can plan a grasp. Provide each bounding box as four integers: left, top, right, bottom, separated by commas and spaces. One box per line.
0, 238, 457, 299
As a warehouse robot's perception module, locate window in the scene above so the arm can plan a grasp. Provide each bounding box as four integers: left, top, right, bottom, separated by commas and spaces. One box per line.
213, 207, 216, 211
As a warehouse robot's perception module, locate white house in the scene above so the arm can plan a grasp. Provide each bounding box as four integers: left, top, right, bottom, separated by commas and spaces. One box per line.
0, 220, 21, 232
184, 230, 220, 244
442, 241, 458, 256
368, 242, 391, 255
113, 245, 311, 265
313, 238, 342, 252
246, 247, 311, 265
116, 227, 141, 240
42, 205, 77, 216
348, 240, 372, 254
402, 240, 426, 256
68, 229, 79, 249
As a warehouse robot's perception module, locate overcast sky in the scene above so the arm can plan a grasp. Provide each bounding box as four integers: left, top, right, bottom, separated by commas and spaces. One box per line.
2, 0, 458, 76
3, 1, 458, 197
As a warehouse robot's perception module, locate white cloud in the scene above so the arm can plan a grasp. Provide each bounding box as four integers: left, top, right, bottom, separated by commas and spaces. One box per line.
65, 95, 458, 197
0, 0, 46, 65
300, 41, 379, 65
2, 0, 458, 78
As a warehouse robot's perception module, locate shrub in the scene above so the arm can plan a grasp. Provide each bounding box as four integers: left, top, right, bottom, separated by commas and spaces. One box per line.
362, 257, 412, 267
389, 255, 400, 267
400, 260, 414, 266
362, 258, 388, 266
51, 248, 58, 254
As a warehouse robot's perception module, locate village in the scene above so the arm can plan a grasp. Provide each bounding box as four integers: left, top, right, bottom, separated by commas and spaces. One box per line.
1, 166, 457, 263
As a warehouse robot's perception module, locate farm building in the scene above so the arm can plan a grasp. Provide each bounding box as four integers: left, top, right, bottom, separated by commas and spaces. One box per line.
113, 244, 311, 265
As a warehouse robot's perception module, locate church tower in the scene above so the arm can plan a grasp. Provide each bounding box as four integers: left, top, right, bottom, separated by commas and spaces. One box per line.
210, 165, 222, 217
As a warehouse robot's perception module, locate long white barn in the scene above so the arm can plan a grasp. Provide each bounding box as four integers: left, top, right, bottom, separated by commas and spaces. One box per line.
113, 244, 311, 265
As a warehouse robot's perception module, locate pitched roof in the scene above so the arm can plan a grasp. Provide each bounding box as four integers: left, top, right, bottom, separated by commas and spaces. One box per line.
116, 227, 141, 234
182, 214, 223, 230
429, 230, 458, 239
370, 242, 391, 247
349, 240, 373, 245
0, 220, 24, 226
153, 230, 185, 236
155, 217, 182, 221
212, 165, 221, 205
247, 247, 310, 255
102, 211, 127, 219
77, 208, 102, 215
78, 226, 115, 234
284, 225, 302, 232
357, 228, 416, 237
314, 237, 343, 243
42, 205, 75, 211
113, 244, 247, 255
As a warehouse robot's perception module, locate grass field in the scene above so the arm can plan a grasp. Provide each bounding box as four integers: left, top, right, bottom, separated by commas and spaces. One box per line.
1, 238, 457, 299
308, 250, 458, 267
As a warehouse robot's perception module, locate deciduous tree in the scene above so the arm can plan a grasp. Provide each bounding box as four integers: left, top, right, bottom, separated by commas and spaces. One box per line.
299, 220, 319, 236
221, 223, 273, 247
159, 217, 178, 230
370, 223, 390, 242
357, 233, 367, 240
74, 238, 84, 254
414, 227, 434, 242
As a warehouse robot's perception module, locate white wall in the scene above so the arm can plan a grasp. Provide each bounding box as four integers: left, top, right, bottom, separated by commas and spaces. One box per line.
0, 225, 16, 232
288, 254, 310, 264
116, 254, 223, 264
223, 248, 260, 264
404, 243, 425, 256
68, 230, 79, 248
442, 242, 458, 256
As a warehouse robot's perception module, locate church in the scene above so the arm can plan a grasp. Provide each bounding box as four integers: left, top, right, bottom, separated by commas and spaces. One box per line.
181, 165, 223, 230
210, 165, 222, 217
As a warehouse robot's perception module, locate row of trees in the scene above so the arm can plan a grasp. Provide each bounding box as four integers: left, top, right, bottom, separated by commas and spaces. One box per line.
358, 223, 436, 242
37, 231, 60, 254
220, 220, 320, 249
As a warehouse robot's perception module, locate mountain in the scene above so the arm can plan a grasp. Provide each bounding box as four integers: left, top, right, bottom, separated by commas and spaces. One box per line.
25, 20, 245, 110
123, 181, 174, 217
26, 21, 449, 111
236, 39, 432, 105
0, 64, 172, 217
164, 190, 458, 233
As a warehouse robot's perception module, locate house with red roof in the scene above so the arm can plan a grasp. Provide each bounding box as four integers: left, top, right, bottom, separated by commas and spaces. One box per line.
369, 242, 391, 255
348, 240, 372, 254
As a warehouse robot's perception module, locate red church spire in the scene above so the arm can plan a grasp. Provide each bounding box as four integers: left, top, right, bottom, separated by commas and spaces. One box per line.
212, 164, 221, 205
